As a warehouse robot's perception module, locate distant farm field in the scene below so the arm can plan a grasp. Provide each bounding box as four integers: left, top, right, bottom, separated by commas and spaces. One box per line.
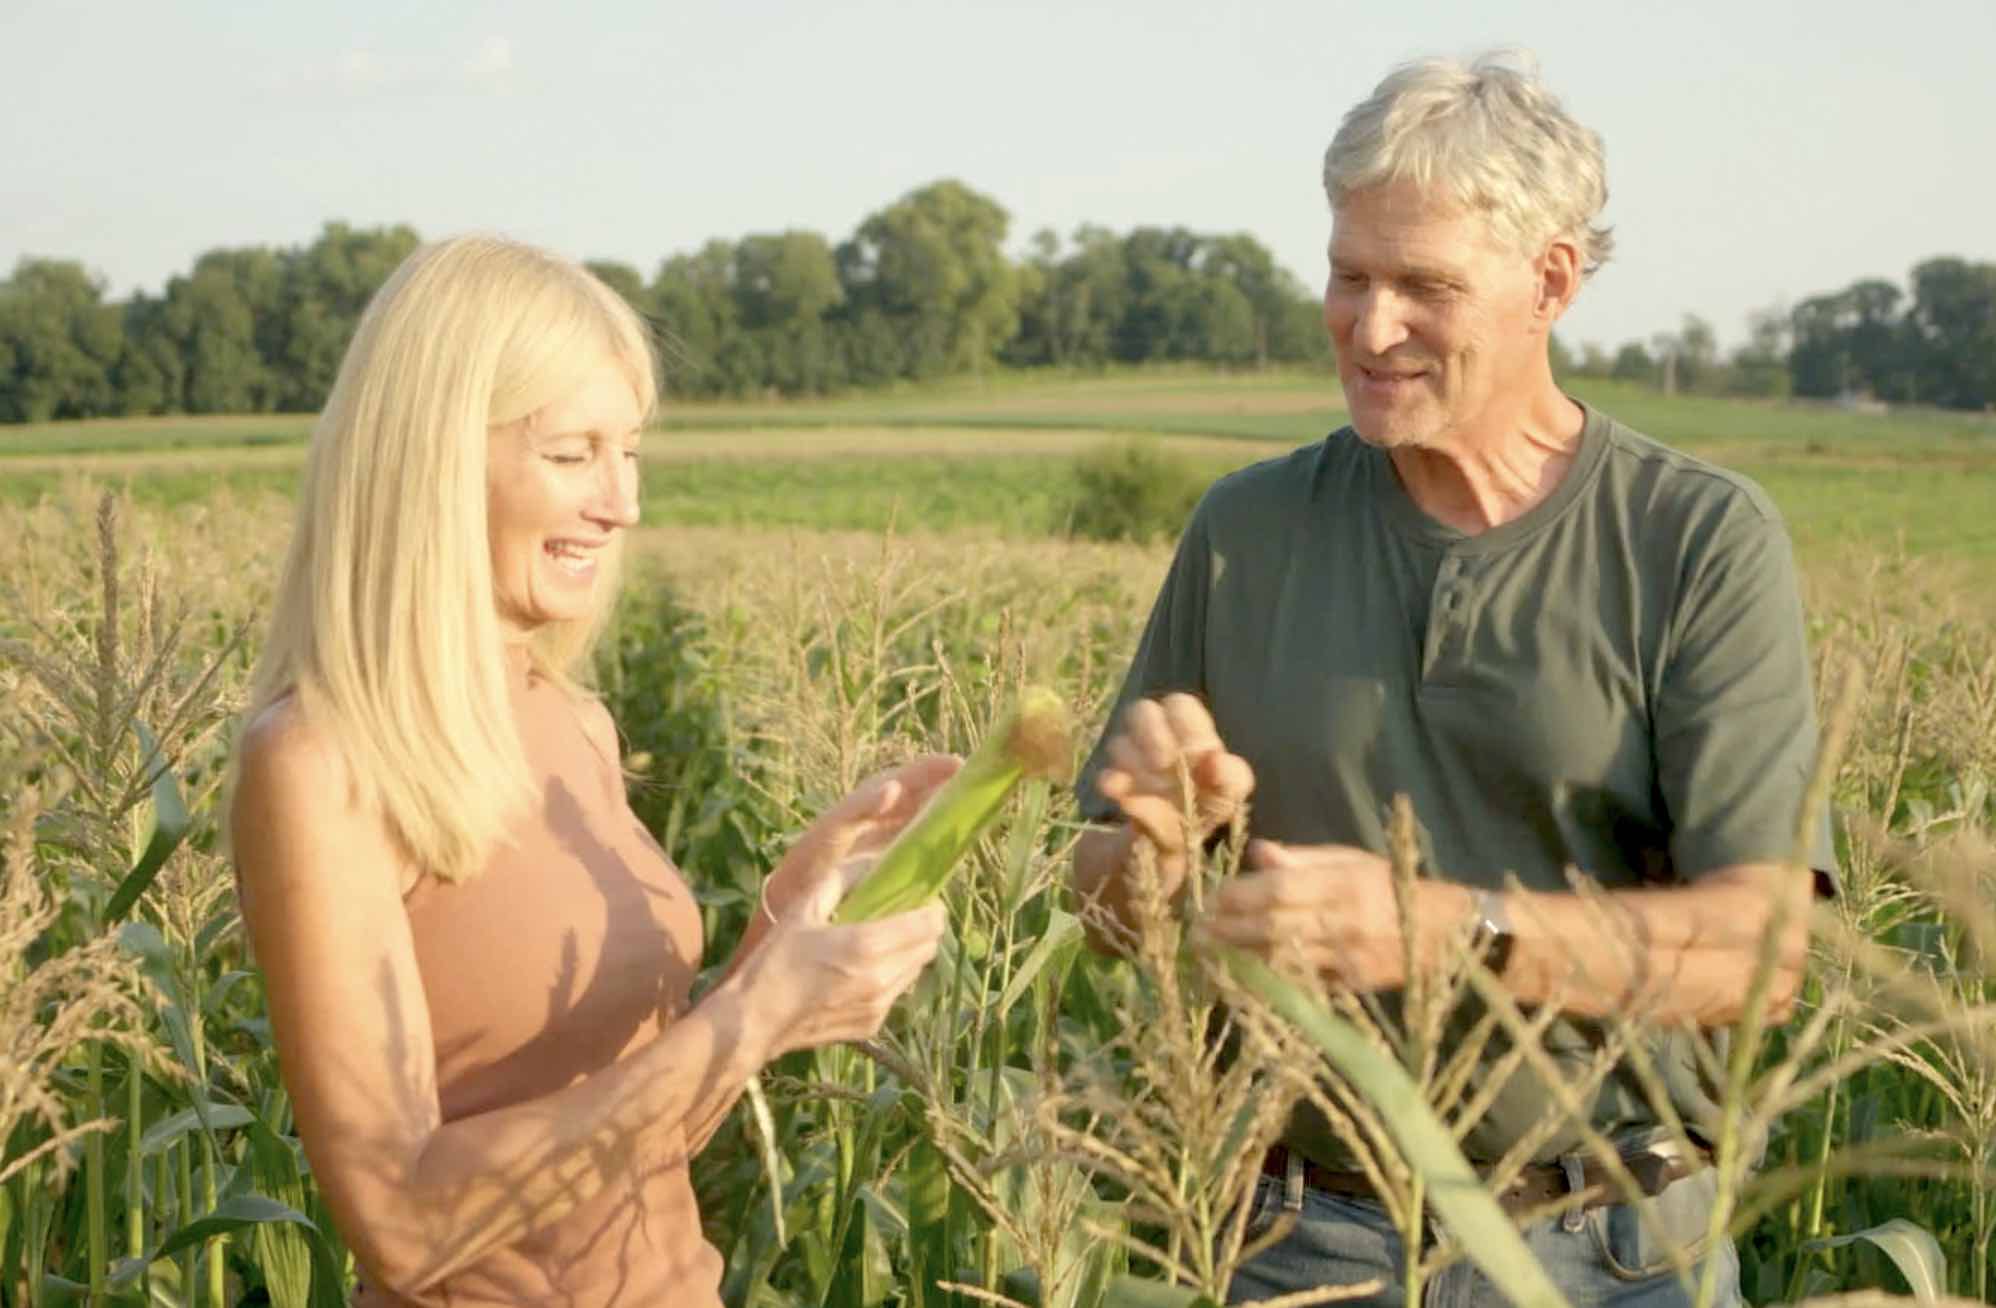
6, 371, 1993, 583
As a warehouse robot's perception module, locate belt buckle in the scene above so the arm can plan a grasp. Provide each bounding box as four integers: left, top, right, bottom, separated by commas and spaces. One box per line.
1558, 1156, 1588, 1233
1283, 1149, 1305, 1213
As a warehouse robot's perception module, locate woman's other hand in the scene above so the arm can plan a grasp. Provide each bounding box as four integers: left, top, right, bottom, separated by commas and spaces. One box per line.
762, 754, 960, 917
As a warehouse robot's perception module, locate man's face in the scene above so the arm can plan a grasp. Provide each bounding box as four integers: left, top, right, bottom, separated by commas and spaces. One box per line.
1325, 181, 1547, 450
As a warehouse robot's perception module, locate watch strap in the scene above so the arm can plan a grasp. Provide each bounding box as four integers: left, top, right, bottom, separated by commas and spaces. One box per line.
1470, 888, 1515, 977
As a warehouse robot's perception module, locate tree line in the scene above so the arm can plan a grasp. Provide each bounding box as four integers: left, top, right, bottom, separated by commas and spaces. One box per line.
0, 179, 1327, 423
4, 174, 1991, 423
1555, 256, 1996, 411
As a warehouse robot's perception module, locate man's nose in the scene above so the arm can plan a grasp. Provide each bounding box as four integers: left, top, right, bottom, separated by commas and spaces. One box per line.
1351, 288, 1409, 357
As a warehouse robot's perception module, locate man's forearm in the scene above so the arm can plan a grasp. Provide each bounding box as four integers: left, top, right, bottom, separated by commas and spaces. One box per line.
1416, 863, 1816, 1027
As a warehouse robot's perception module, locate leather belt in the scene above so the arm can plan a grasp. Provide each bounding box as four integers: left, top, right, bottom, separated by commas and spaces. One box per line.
1261, 1143, 1698, 1217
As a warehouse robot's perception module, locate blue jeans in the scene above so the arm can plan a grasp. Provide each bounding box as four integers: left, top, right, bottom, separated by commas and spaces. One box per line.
1226, 1169, 1742, 1308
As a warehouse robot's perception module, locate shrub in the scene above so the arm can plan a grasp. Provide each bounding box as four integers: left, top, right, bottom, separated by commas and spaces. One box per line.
1060, 439, 1206, 544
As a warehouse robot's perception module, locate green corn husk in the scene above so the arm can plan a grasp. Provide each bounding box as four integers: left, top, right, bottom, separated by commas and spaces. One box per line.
835, 687, 1073, 923
1213, 945, 1574, 1308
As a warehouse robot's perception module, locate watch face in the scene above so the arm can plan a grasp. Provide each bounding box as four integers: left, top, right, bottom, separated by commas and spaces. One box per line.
1471, 891, 1513, 975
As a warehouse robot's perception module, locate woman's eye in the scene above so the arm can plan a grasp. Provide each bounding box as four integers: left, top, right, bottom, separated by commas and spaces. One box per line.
544, 453, 588, 466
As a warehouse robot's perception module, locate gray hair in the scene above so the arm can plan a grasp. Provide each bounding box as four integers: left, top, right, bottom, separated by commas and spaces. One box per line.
1323, 50, 1614, 277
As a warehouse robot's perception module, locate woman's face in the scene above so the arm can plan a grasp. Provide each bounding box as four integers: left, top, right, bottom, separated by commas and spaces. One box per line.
486, 358, 643, 637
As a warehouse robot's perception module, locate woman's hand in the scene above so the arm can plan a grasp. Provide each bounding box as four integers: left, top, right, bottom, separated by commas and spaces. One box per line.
762, 754, 961, 919
724, 755, 958, 1057
730, 863, 948, 1059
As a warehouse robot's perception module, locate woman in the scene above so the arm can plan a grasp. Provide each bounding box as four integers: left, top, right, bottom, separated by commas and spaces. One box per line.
229, 235, 951, 1307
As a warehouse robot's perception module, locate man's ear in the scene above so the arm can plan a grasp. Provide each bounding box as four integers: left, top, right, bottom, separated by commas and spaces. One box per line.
1535, 238, 1584, 326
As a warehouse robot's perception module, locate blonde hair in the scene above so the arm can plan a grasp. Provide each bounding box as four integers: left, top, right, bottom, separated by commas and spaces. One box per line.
241, 234, 657, 883
1324, 49, 1615, 277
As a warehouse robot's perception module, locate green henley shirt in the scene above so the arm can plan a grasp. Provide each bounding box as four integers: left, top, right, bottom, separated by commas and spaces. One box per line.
1077, 401, 1837, 1166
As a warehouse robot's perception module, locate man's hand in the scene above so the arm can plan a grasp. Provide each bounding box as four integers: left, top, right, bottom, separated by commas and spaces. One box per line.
1203, 844, 1817, 1027
1091, 693, 1255, 901
1199, 840, 1439, 989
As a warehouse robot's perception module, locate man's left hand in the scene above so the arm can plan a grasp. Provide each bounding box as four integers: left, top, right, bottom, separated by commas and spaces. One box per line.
1199, 839, 1447, 991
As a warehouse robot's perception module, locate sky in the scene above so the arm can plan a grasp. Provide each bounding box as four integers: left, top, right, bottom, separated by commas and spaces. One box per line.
3, 0, 1992, 354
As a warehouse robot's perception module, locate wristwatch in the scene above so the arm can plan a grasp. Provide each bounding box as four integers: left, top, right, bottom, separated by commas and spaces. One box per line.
1469, 888, 1515, 977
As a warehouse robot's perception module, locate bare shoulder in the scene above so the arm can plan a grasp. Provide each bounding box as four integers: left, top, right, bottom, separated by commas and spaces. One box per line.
578, 694, 614, 758
574, 694, 620, 764
232, 698, 410, 898
236, 697, 351, 802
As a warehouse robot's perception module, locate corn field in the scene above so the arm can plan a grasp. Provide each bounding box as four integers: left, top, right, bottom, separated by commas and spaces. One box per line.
2, 485, 1993, 1306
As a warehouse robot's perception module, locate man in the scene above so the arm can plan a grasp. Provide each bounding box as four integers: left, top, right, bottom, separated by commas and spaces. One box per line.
1071, 51, 1834, 1307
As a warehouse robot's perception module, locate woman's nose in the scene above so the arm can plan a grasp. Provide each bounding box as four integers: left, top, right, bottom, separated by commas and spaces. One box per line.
589, 457, 640, 528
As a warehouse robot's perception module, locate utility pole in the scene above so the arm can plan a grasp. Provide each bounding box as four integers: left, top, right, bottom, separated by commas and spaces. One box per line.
1650, 333, 1679, 396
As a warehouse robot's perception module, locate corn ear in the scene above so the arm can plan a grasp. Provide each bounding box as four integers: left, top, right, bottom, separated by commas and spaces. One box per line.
1212, 944, 1574, 1308
835, 687, 1072, 923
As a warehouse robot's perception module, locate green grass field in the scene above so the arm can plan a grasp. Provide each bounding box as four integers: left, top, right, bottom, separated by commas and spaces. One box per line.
5, 370, 1993, 572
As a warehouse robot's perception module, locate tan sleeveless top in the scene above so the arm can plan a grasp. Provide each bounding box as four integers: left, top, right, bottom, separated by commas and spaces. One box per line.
360, 673, 721, 1306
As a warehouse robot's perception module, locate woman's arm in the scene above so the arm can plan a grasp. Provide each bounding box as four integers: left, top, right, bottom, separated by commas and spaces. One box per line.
234, 707, 942, 1305
576, 696, 956, 1160
680, 752, 962, 1156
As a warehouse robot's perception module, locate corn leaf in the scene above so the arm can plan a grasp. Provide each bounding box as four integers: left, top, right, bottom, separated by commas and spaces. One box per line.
244, 1117, 318, 1308
104, 1195, 347, 1301
993, 909, 1081, 1022
1001, 1268, 1212, 1308
1213, 946, 1573, 1308
1804, 1219, 1949, 1301
743, 1075, 788, 1249
104, 720, 189, 924
139, 1103, 255, 1157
